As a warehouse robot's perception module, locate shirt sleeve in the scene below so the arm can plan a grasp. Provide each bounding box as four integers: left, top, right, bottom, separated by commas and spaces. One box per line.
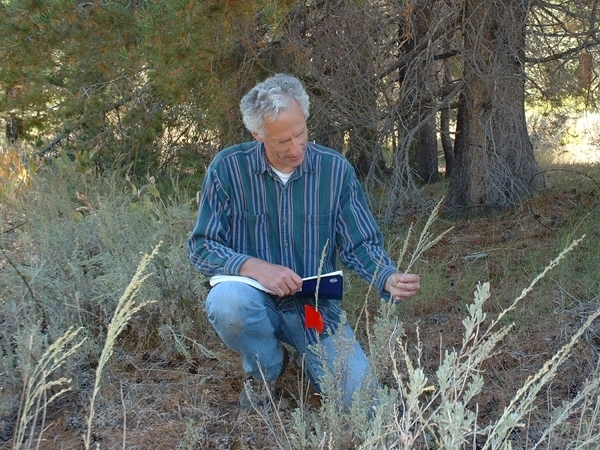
187, 167, 251, 276
335, 164, 397, 298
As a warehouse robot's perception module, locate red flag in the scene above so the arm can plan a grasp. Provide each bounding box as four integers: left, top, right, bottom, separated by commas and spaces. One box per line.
304, 304, 325, 333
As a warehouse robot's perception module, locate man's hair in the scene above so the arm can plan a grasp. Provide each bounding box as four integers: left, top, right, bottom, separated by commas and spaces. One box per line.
240, 74, 310, 138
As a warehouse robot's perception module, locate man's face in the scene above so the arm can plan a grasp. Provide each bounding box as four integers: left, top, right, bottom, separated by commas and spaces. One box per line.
252, 99, 308, 174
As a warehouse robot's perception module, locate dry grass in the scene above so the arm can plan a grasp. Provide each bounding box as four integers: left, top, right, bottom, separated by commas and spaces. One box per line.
11, 328, 85, 450
83, 244, 159, 449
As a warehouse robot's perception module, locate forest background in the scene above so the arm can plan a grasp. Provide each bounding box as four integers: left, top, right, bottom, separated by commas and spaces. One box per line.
1, 0, 600, 448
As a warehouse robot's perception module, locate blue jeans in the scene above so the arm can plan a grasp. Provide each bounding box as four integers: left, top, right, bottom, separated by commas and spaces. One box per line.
205, 281, 374, 408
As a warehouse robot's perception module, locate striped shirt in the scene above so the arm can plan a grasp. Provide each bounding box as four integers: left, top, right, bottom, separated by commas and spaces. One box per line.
188, 140, 397, 298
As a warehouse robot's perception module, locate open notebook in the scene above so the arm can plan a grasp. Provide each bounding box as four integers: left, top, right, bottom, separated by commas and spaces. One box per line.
209, 270, 343, 300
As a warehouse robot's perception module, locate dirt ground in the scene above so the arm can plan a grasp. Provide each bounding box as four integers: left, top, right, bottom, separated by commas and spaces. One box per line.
6, 187, 600, 450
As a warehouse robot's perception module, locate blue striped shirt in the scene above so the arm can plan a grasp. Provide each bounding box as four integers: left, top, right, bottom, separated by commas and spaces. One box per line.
188, 141, 397, 297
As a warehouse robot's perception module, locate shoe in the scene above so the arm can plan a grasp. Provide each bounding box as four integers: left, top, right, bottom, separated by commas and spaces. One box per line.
240, 346, 289, 410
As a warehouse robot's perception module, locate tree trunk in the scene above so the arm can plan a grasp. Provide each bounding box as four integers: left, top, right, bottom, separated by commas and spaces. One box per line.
440, 52, 456, 177
448, 0, 543, 217
416, 117, 440, 183
349, 125, 379, 179
5, 117, 23, 144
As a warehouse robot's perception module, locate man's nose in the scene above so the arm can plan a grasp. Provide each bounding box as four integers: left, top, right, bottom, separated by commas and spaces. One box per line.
292, 138, 304, 153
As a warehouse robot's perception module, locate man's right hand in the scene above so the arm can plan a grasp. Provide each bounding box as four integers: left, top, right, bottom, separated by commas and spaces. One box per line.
240, 257, 303, 297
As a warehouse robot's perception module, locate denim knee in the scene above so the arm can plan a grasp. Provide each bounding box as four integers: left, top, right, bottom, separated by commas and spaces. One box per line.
204, 282, 274, 336
204, 282, 283, 379
206, 283, 240, 324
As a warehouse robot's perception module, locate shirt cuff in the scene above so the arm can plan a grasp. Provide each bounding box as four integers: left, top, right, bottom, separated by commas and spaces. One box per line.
223, 254, 253, 276
376, 266, 398, 301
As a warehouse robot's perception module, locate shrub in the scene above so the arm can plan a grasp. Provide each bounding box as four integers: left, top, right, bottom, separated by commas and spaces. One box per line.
0, 161, 208, 443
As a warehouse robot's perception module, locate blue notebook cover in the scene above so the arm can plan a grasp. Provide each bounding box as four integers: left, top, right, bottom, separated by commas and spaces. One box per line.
296, 270, 343, 300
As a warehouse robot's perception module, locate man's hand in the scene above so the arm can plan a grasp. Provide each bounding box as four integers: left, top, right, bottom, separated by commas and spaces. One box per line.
240, 258, 303, 297
384, 272, 420, 302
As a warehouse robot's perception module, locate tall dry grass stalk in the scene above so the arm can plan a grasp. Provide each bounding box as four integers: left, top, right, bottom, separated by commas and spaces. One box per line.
83, 243, 160, 450
12, 327, 85, 450
395, 197, 454, 273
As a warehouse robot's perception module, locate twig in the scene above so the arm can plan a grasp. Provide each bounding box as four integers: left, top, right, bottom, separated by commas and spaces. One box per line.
0, 243, 48, 332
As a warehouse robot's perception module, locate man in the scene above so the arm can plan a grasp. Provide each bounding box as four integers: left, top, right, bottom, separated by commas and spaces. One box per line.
188, 73, 420, 410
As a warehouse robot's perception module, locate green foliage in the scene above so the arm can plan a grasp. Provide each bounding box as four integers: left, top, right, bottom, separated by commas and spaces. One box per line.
1, 0, 600, 214
0, 0, 301, 176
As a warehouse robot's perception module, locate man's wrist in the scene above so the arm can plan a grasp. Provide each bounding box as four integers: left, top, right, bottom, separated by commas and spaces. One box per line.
225, 254, 253, 276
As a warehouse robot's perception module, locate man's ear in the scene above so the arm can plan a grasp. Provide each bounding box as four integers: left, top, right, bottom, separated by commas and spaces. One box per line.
251, 131, 264, 143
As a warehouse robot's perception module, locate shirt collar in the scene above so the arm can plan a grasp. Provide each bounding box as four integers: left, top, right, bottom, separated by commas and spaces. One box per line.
251, 141, 315, 177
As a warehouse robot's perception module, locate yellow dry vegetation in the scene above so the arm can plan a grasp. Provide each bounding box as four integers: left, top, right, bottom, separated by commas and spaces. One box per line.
0, 147, 30, 197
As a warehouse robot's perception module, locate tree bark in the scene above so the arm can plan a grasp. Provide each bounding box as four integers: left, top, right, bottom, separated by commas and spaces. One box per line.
416, 116, 440, 183
448, 0, 543, 217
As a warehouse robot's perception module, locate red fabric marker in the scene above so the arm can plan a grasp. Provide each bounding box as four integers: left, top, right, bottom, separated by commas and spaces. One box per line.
304, 304, 324, 333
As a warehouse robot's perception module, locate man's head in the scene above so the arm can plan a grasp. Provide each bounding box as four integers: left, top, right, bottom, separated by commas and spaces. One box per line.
240, 74, 310, 173
240, 74, 310, 138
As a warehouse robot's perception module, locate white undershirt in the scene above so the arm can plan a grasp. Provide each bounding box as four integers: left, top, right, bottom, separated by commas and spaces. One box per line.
271, 167, 292, 185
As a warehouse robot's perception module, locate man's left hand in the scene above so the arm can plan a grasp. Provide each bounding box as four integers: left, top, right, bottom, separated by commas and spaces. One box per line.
385, 272, 420, 302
